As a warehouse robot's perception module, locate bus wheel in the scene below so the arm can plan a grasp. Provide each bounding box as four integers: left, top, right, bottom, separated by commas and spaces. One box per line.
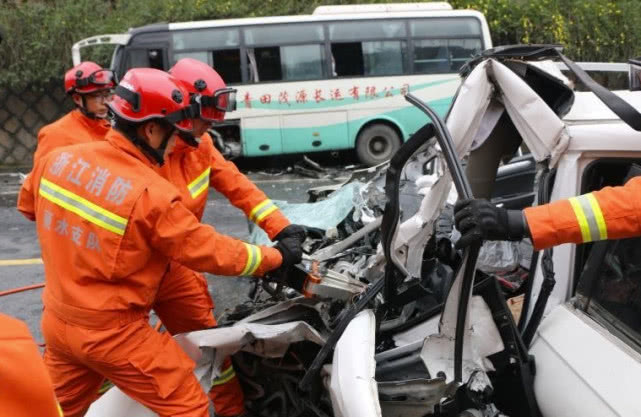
356, 124, 401, 166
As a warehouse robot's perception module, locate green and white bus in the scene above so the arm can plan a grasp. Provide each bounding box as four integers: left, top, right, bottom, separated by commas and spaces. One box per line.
72, 2, 491, 165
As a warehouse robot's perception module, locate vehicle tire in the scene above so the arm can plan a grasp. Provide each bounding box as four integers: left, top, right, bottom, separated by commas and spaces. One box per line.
356, 124, 401, 166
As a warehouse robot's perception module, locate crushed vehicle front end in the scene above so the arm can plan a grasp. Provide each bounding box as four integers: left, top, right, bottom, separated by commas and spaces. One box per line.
87, 46, 641, 417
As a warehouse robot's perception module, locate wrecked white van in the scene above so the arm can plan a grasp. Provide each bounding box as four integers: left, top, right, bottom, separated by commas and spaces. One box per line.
87, 46, 641, 417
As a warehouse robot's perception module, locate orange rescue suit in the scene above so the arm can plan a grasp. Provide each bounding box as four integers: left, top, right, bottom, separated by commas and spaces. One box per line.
525, 176, 641, 250
158, 132, 290, 235
33, 109, 110, 164
154, 132, 290, 415
18, 130, 281, 417
0, 313, 62, 417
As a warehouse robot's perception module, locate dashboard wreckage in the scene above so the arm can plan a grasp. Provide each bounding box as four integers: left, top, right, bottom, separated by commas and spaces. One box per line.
87, 45, 641, 417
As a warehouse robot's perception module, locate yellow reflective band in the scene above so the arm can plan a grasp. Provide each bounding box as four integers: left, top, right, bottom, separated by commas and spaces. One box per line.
586, 193, 608, 240
240, 243, 262, 276
188, 168, 211, 199
57, 401, 63, 417
98, 380, 114, 394
39, 178, 128, 236
249, 199, 278, 223
212, 365, 236, 386
249, 199, 271, 221
569, 197, 591, 243
255, 205, 278, 223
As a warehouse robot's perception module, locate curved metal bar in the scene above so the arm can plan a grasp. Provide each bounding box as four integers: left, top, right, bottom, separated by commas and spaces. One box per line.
404, 93, 480, 384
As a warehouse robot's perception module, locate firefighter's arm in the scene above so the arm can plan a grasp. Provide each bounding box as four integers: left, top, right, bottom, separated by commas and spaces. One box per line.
143, 188, 282, 276
17, 174, 35, 221
205, 133, 290, 239
33, 125, 56, 165
524, 176, 641, 250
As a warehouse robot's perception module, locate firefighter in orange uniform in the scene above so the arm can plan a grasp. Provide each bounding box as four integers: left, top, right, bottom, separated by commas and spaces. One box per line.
0, 313, 63, 417
18, 68, 303, 417
33, 61, 115, 163
155, 58, 304, 417
453, 177, 641, 250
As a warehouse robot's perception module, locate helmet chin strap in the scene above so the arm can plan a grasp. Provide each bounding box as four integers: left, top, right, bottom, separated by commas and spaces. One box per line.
177, 130, 200, 147
77, 94, 106, 120
128, 125, 176, 166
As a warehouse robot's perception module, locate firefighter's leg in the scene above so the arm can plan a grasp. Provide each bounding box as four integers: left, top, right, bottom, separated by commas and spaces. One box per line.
86, 319, 210, 417
209, 356, 246, 416
153, 262, 216, 334
42, 311, 104, 417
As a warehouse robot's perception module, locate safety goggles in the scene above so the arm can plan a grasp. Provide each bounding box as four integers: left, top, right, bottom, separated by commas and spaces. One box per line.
76, 69, 118, 89
195, 88, 237, 121
629, 57, 641, 91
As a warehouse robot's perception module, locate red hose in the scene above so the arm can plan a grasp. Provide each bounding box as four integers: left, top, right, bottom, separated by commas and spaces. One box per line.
0, 283, 45, 297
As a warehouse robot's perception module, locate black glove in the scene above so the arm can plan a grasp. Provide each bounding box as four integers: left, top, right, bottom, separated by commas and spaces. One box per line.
275, 236, 304, 267
454, 199, 529, 249
274, 224, 306, 242
268, 225, 306, 283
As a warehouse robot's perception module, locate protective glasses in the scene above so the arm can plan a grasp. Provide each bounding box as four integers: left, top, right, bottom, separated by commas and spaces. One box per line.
76, 69, 118, 89
196, 88, 237, 121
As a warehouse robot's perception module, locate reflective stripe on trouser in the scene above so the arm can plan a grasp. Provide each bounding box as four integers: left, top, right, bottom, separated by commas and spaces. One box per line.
249, 199, 279, 224
568, 193, 608, 243
39, 178, 128, 235
240, 243, 262, 276
209, 356, 245, 417
188, 168, 211, 199
97, 379, 114, 395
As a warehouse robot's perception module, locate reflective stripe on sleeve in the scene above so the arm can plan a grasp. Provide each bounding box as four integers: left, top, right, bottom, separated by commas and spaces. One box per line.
240, 243, 262, 276
39, 178, 128, 235
249, 199, 279, 223
188, 167, 211, 199
211, 365, 236, 386
568, 193, 608, 243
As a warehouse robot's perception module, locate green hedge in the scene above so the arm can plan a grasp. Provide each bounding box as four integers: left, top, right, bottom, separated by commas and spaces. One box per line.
2, 0, 641, 89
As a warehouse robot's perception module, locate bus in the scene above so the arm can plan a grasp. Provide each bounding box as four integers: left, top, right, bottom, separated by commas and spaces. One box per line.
72, 2, 492, 166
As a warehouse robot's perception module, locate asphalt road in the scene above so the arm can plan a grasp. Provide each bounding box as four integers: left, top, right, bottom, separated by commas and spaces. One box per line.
0, 175, 339, 344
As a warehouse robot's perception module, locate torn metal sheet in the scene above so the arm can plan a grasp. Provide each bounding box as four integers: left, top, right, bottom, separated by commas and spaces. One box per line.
489, 59, 570, 166
379, 378, 448, 417
329, 309, 381, 417
421, 296, 504, 383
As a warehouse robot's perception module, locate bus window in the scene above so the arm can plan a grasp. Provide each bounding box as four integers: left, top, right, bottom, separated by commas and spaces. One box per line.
125, 48, 165, 71
212, 50, 242, 84
172, 28, 240, 50
410, 17, 482, 38
410, 17, 483, 73
171, 50, 242, 84
174, 51, 211, 66
243, 23, 323, 45
329, 20, 407, 77
449, 38, 482, 70
245, 24, 325, 82
172, 28, 242, 84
